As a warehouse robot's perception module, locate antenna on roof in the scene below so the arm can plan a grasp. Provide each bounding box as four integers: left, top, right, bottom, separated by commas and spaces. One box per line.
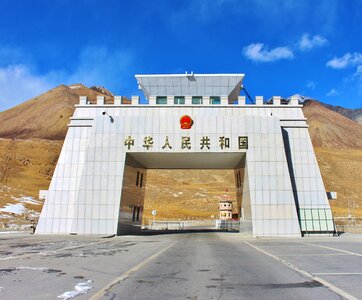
241, 85, 254, 104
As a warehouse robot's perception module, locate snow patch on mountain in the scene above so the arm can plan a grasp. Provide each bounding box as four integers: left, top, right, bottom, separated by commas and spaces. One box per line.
287, 94, 315, 103
12, 196, 41, 205
0, 203, 26, 214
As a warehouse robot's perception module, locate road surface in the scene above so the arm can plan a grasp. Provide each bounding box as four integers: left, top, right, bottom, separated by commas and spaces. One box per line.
0, 231, 361, 299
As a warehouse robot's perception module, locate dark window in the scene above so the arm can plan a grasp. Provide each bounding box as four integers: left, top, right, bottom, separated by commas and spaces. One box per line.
136, 171, 140, 186
136, 206, 140, 221
156, 96, 167, 104
132, 206, 136, 221
140, 173, 144, 188
174, 96, 185, 105
210, 96, 221, 104
192, 96, 202, 104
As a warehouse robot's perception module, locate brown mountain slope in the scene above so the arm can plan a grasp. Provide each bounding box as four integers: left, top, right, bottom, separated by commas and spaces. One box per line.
317, 101, 362, 125
315, 147, 362, 217
0, 139, 63, 227
303, 100, 362, 149
0, 84, 117, 140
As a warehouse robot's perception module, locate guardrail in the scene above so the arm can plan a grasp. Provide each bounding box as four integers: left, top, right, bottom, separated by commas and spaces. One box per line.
148, 221, 185, 230
215, 220, 240, 231
143, 219, 240, 231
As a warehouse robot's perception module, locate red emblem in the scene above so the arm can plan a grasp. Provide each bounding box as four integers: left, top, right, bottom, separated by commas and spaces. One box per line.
180, 115, 193, 129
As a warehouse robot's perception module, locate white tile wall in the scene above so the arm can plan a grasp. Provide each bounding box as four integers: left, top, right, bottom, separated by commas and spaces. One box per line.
37, 104, 329, 237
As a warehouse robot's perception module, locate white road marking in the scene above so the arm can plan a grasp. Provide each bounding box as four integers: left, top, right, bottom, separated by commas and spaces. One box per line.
244, 241, 358, 300
314, 273, 362, 276
280, 253, 349, 257
89, 241, 178, 300
302, 242, 362, 257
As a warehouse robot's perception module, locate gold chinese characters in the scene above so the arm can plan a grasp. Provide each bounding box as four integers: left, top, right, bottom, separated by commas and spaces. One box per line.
124, 136, 248, 150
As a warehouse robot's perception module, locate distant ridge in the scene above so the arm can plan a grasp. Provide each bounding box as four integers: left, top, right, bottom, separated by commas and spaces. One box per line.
287, 93, 315, 103
286, 94, 362, 125
303, 100, 362, 149
266, 94, 315, 104
90, 86, 114, 96
0, 84, 128, 140
316, 101, 362, 125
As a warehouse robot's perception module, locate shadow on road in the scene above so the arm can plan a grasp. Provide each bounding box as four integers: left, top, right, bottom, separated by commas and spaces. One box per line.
117, 224, 238, 236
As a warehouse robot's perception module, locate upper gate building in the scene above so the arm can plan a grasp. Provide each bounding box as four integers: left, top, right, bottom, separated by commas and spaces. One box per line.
36, 73, 335, 237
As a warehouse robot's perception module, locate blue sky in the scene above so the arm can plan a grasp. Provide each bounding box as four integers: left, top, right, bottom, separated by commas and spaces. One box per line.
0, 0, 361, 110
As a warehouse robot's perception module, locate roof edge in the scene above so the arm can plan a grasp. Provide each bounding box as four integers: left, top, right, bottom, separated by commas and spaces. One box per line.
135, 73, 245, 78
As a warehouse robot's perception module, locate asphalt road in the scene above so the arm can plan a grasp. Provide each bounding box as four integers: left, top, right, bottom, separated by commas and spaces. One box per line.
0, 231, 362, 299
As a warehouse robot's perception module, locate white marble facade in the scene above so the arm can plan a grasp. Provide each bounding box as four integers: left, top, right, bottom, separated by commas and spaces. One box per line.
36, 74, 334, 237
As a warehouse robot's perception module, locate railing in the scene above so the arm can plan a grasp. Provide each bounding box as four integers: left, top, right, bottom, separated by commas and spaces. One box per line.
148, 221, 185, 230
334, 217, 362, 234
215, 220, 240, 231
143, 219, 239, 231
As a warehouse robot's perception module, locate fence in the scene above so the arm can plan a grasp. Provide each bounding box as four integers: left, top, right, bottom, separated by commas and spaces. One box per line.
215, 220, 240, 231
143, 219, 239, 231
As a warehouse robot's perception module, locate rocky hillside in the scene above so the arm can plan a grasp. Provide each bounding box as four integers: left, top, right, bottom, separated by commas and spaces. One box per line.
318, 101, 362, 125
303, 100, 362, 149
0, 84, 128, 140
0, 139, 63, 228
314, 148, 362, 217
143, 169, 237, 221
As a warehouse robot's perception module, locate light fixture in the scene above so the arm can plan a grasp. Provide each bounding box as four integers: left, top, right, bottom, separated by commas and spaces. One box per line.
102, 111, 114, 123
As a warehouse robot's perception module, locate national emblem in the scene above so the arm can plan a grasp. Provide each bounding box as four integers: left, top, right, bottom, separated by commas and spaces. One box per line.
180, 115, 193, 129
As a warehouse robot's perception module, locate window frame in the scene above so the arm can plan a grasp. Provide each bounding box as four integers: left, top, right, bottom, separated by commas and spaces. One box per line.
156, 96, 167, 105
192, 96, 203, 105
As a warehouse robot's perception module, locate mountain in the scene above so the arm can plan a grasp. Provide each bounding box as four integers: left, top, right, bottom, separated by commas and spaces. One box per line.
0, 139, 62, 228
316, 101, 362, 125
303, 100, 362, 149
0, 84, 123, 140
90, 86, 114, 96
301, 99, 362, 218
288, 93, 315, 103
286, 94, 362, 125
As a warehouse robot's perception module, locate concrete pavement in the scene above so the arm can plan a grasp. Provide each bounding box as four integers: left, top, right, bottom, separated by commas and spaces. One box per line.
0, 231, 361, 299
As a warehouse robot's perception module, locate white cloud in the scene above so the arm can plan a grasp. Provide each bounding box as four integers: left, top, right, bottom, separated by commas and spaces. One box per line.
0, 65, 54, 110
353, 65, 362, 79
326, 52, 362, 69
352, 65, 362, 93
306, 80, 316, 90
243, 33, 328, 64
243, 43, 294, 62
299, 34, 328, 51
0, 46, 133, 111
326, 88, 339, 96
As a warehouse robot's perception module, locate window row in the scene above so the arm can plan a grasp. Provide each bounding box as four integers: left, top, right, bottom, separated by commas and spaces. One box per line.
156, 96, 221, 105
